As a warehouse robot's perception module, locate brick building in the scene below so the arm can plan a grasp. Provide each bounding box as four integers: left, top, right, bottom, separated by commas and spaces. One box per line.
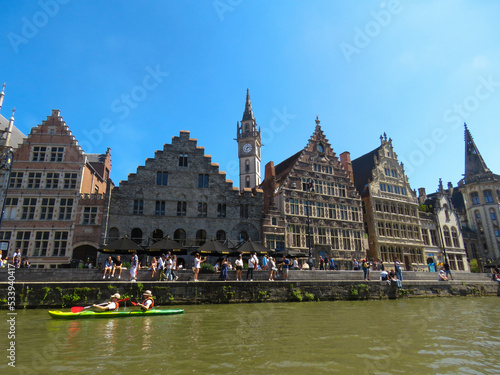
0, 110, 112, 267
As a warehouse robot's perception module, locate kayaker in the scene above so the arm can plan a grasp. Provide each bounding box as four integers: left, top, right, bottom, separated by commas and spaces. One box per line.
137, 290, 155, 310
93, 293, 121, 311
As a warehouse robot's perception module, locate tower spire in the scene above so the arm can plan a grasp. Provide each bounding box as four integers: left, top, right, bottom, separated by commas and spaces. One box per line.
464, 123, 490, 177
0, 83, 5, 113
242, 88, 254, 121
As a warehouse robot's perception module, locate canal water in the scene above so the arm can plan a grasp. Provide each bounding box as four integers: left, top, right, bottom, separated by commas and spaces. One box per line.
1, 298, 499, 374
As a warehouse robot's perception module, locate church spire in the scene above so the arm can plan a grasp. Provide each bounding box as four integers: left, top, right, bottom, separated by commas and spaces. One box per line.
464, 123, 490, 177
242, 88, 255, 121
0, 83, 5, 113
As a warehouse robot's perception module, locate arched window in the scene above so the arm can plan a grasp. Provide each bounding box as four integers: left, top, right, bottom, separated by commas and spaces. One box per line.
451, 227, 460, 247
131, 228, 143, 245
471, 192, 480, 205
152, 229, 163, 242
245, 160, 250, 172
245, 176, 250, 188
443, 226, 452, 247
216, 230, 226, 241
239, 231, 248, 243
196, 230, 206, 246
484, 190, 494, 203
108, 227, 119, 241
174, 229, 186, 246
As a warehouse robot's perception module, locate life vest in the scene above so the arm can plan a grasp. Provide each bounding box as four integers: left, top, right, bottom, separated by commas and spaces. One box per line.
113, 301, 119, 311
142, 297, 154, 309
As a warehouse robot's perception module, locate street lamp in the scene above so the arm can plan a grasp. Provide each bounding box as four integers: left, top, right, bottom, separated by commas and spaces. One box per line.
306, 179, 314, 269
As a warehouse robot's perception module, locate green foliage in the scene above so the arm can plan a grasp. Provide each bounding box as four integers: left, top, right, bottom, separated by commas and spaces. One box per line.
291, 289, 303, 302
350, 285, 359, 296
74, 287, 91, 293
418, 204, 430, 212
62, 292, 81, 303
469, 259, 480, 273
222, 286, 234, 300
201, 263, 215, 273
136, 283, 144, 294
358, 284, 369, 293
304, 292, 315, 301
398, 289, 410, 297
258, 290, 270, 300
41, 287, 51, 301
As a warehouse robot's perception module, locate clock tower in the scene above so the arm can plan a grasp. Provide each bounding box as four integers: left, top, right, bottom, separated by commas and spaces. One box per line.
237, 89, 261, 190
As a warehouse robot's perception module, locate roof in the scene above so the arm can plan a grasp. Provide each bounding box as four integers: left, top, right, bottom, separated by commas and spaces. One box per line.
274, 150, 302, 185
351, 145, 382, 195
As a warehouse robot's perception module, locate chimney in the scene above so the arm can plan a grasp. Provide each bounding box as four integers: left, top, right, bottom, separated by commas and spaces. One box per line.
418, 187, 427, 204
340, 151, 354, 183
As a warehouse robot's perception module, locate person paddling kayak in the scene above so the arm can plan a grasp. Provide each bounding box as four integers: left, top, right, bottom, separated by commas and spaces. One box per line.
93, 293, 121, 311
137, 290, 155, 311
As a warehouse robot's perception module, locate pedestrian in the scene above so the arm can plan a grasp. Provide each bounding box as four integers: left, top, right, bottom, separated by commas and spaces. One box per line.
293, 257, 299, 270
13, 249, 21, 269
247, 252, 257, 281
443, 260, 453, 280
329, 257, 335, 271
111, 255, 123, 279
157, 254, 167, 281
269, 257, 276, 281
362, 258, 370, 281
193, 253, 206, 282
129, 252, 138, 282
171, 254, 179, 281
235, 254, 243, 281
219, 257, 228, 281
280, 255, 290, 280
394, 259, 403, 281
103, 256, 113, 279
319, 255, 325, 270
262, 254, 268, 270
165, 253, 173, 281
353, 258, 360, 271
150, 256, 158, 278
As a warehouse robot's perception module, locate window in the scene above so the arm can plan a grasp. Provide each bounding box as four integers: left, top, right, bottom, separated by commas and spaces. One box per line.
471, 192, 480, 205
328, 204, 336, 219
196, 230, 206, 246
198, 174, 209, 188
338, 184, 346, 197
245, 160, 250, 172
15, 231, 30, 256
179, 154, 188, 167
378, 222, 385, 236
133, 200, 144, 215
401, 188, 407, 196
443, 226, 452, 247
177, 201, 187, 216
342, 230, 351, 250
155, 201, 166, 216
9, 172, 23, 188
27, 172, 42, 189
21, 198, 37, 220
339, 205, 348, 220
50, 147, 64, 162
484, 190, 494, 203
391, 169, 398, 178
290, 199, 299, 215
63, 173, 78, 189
380, 183, 387, 192
53, 231, 68, 256
384, 168, 391, 176
83, 207, 98, 224
490, 209, 497, 221
31, 146, 47, 161
387, 185, 394, 193
198, 202, 207, 217
290, 224, 301, 247
350, 207, 359, 221
316, 202, 325, 218
216, 230, 226, 241
45, 172, 59, 189
318, 227, 327, 244
156, 171, 168, 186
245, 176, 250, 188
451, 227, 460, 247
40, 198, 55, 220
331, 229, 340, 249
4, 198, 18, 220
34, 231, 50, 256
393, 223, 400, 238
495, 229, 500, 237
386, 222, 393, 237
422, 229, 430, 245
239, 204, 248, 219
271, 217, 278, 226
353, 231, 362, 251
59, 198, 73, 220
174, 229, 186, 246
217, 203, 226, 218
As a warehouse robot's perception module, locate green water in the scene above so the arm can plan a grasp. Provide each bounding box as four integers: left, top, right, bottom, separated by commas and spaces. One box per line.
1, 298, 499, 374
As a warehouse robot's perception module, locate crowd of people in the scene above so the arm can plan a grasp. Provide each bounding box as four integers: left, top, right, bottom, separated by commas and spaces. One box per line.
0, 249, 30, 269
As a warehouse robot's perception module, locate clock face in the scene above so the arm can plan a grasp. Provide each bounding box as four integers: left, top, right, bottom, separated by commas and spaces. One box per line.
243, 143, 253, 153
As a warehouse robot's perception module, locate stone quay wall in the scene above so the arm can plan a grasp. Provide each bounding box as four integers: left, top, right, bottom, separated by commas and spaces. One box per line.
1, 269, 498, 308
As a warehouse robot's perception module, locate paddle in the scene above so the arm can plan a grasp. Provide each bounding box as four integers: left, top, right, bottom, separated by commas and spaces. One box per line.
71, 298, 130, 313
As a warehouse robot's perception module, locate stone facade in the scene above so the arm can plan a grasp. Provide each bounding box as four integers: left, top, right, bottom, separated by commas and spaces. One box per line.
352, 134, 426, 271
106, 130, 264, 252
456, 125, 500, 267
418, 180, 470, 272
261, 117, 366, 269
0, 110, 111, 267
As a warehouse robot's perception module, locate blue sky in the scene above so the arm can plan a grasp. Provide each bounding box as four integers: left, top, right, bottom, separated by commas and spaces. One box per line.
1, 1, 499, 194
